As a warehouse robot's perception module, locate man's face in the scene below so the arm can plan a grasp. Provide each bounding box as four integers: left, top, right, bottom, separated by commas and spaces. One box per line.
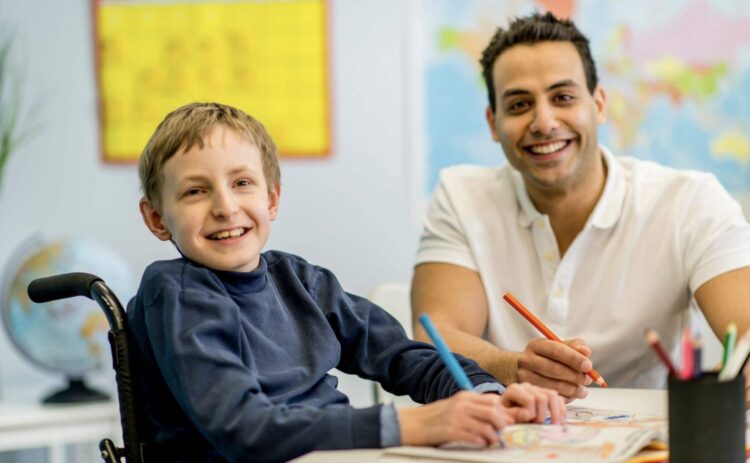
140, 126, 279, 272
485, 41, 606, 194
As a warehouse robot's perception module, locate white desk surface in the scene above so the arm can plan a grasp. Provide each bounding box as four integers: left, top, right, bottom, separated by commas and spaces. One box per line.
0, 400, 120, 453
290, 388, 667, 462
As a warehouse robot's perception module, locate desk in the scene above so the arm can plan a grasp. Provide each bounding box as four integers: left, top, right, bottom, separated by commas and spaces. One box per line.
290, 388, 667, 462
0, 401, 121, 463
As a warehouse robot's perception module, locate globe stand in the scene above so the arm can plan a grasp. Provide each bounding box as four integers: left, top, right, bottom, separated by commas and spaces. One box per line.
42, 377, 109, 404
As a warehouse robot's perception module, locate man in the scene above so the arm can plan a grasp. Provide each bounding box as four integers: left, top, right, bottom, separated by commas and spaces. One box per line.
412, 12, 750, 402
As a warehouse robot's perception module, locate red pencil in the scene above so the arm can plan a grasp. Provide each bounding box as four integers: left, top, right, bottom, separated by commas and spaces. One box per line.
644, 328, 678, 377
502, 292, 608, 387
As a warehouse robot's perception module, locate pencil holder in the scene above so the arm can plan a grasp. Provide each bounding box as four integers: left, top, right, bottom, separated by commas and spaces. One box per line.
668, 372, 745, 463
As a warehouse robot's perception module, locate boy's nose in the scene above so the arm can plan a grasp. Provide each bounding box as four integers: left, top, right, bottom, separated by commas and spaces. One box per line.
211, 189, 239, 218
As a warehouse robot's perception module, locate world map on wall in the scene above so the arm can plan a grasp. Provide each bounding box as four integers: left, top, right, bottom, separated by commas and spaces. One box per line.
424, 0, 750, 199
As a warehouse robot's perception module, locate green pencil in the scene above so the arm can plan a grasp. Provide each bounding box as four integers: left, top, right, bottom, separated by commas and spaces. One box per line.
720, 322, 737, 372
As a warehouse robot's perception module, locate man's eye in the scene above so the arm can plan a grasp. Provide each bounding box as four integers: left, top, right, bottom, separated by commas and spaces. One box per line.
184, 188, 203, 197
507, 100, 529, 112
556, 94, 575, 103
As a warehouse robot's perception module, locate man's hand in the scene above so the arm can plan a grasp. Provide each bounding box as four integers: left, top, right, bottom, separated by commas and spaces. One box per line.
516, 338, 593, 401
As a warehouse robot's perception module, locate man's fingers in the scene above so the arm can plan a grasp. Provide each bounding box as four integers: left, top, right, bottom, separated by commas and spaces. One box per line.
519, 347, 590, 386
565, 338, 592, 358
517, 369, 588, 399
528, 338, 592, 373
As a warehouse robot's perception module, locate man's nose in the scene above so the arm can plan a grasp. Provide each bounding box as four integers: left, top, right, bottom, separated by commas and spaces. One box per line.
529, 103, 560, 136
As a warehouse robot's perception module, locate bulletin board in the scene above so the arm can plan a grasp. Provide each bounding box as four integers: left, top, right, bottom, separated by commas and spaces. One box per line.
93, 0, 331, 162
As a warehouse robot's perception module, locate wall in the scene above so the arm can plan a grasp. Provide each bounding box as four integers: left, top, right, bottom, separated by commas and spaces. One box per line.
0, 0, 417, 406
0, 0, 743, 409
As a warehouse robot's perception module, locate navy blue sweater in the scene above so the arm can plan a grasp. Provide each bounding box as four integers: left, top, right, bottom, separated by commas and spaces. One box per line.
127, 251, 497, 462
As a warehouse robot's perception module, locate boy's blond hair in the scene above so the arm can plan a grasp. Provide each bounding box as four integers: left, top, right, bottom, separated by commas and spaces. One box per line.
139, 102, 281, 211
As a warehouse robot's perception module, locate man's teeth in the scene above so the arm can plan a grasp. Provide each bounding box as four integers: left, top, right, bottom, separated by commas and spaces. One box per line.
211, 228, 245, 240
528, 140, 567, 154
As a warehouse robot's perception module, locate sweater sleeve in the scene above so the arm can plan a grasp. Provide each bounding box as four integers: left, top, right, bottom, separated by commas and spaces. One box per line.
143, 283, 381, 463
309, 266, 498, 404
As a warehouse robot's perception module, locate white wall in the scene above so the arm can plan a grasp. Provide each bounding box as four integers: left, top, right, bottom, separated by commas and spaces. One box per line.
0, 0, 418, 405
0, 0, 746, 407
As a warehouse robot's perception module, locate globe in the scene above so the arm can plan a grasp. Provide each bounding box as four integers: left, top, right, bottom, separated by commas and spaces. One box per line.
1, 238, 133, 403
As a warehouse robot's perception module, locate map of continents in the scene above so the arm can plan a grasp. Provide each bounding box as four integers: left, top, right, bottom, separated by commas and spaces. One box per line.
424, 0, 750, 205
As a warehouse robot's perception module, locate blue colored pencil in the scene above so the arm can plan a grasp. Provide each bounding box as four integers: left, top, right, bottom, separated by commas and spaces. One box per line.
419, 314, 474, 391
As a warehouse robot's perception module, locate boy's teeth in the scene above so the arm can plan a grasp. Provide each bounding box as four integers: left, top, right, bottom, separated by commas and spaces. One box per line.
211, 228, 245, 240
529, 141, 566, 154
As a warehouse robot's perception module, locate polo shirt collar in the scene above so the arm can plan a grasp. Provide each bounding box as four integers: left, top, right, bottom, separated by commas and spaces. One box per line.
513, 145, 625, 230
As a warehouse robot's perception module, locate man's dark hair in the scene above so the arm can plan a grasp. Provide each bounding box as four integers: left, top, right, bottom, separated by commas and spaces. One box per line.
480, 12, 598, 112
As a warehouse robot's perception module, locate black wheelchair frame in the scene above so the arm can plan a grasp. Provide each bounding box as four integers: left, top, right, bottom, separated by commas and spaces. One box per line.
28, 272, 145, 463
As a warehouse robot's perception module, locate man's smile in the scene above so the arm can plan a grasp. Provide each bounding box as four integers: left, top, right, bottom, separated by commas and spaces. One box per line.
524, 139, 571, 155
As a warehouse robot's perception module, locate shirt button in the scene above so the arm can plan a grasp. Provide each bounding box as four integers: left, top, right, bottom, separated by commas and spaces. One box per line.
536, 219, 545, 229
544, 250, 555, 262
553, 288, 563, 298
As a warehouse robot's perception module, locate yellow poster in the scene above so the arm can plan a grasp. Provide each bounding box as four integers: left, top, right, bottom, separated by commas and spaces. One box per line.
95, 0, 330, 161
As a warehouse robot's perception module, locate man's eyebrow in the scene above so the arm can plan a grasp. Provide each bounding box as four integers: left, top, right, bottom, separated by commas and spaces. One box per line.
547, 79, 579, 91
501, 79, 581, 100
501, 88, 530, 100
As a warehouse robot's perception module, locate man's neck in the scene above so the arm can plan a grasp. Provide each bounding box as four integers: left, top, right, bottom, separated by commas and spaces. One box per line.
525, 155, 608, 257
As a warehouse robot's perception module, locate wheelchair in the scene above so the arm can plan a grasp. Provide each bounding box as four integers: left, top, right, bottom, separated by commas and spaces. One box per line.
28, 272, 145, 463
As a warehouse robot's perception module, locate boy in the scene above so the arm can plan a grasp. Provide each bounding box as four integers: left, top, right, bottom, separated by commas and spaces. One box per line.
128, 102, 565, 462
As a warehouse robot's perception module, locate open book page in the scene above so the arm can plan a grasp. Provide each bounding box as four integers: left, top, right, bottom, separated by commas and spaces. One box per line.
384, 407, 667, 463
566, 406, 667, 442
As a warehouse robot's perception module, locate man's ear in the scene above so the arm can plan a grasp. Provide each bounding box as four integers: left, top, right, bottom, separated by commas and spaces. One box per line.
485, 106, 501, 142
139, 197, 171, 241
268, 184, 281, 221
593, 84, 607, 124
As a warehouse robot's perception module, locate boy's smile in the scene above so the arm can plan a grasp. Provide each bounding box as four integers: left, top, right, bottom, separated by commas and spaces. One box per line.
140, 125, 279, 272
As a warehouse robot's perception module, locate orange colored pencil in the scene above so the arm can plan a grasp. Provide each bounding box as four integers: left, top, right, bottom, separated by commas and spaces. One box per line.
503, 292, 608, 387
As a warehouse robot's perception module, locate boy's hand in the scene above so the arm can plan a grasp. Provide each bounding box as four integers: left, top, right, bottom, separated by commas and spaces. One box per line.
398, 391, 513, 447
500, 382, 566, 424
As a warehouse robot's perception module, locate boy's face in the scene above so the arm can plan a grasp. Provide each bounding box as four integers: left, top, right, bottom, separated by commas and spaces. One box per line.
140, 125, 279, 272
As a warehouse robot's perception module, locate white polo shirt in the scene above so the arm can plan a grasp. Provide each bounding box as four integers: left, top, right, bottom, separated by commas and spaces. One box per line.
415, 147, 750, 388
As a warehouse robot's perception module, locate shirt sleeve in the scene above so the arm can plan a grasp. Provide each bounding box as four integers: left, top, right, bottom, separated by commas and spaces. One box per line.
143, 283, 382, 462
680, 174, 750, 292
309, 266, 499, 404
473, 382, 506, 395
415, 172, 479, 271
379, 403, 400, 447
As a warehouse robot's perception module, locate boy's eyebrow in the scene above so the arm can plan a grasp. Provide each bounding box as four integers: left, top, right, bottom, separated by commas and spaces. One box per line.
227, 165, 261, 176
500, 79, 580, 100
177, 165, 261, 183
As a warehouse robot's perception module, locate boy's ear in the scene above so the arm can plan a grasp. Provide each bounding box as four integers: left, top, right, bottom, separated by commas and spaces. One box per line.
139, 197, 172, 241
268, 184, 281, 221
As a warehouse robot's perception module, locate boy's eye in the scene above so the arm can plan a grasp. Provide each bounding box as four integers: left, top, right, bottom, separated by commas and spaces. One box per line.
235, 179, 252, 187
184, 187, 204, 197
